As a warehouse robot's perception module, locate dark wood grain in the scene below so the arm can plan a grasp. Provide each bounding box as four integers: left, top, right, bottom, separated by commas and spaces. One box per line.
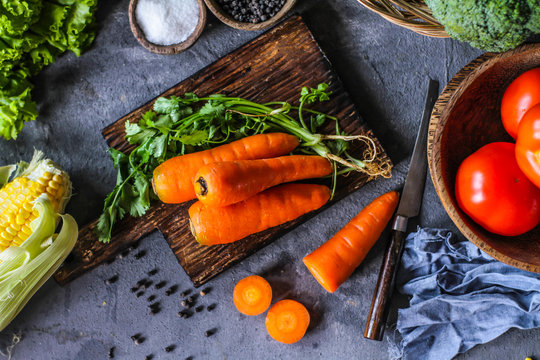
54, 16, 391, 286
428, 44, 540, 273
364, 229, 405, 341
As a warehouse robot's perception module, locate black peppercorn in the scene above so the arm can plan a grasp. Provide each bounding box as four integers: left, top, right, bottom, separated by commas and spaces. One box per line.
105, 275, 118, 285
148, 268, 158, 276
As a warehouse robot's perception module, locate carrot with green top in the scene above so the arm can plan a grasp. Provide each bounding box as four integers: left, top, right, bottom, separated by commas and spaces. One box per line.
189, 183, 331, 245
233, 275, 272, 316
152, 133, 299, 203
194, 155, 333, 207
303, 191, 399, 293
266, 300, 310, 344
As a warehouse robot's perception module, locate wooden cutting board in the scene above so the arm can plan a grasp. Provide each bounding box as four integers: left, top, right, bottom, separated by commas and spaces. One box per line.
54, 15, 391, 287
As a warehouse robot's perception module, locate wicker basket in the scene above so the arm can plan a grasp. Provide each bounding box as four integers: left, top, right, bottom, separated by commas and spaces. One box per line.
356, 0, 449, 38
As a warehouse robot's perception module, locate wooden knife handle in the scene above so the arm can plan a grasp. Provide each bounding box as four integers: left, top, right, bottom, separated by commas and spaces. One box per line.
364, 229, 406, 340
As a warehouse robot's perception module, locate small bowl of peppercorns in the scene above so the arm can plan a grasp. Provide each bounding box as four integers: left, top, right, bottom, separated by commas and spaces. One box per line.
204, 0, 296, 31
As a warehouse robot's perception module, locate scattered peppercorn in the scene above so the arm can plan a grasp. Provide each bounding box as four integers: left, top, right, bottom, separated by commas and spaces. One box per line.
148, 268, 158, 276
131, 333, 141, 341
207, 303, 217, 312
165, 345, 176, 353
147, 295, 156, 302
215, 0, 286, 24
180, 300, 191, 308
108, 346, 115, 359
187, 294, 197, 303
134, 250, 147, 259
195, 305, 204, 312
137, 279, 148, 286
177, 310, 192, 318
135, 336, 145, 345
130, 286, 139, 293
185, 357, 193, 360
155, 281, 167, 289
144, 355, 153, 360
136, 291, 145, 298
141, 280, 153, 290
205, 328, 217, 337
149, 302, 160, 309
105, 275, 118, 285
199, 287, 211, 296
180, 289, 192, 297
165, 285, 178, 296
150, 307, 161, 315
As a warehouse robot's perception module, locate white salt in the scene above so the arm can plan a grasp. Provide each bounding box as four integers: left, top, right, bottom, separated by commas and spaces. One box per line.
136, 0, 200, 46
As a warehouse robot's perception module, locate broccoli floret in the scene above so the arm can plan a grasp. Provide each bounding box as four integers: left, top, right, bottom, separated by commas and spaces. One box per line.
425, 0, 540, 52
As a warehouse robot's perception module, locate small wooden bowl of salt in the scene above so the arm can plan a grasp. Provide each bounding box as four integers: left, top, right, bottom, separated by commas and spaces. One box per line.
129, 0, 206, 55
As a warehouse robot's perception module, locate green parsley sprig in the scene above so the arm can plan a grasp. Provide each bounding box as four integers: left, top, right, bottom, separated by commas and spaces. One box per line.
96, 84, 391, 243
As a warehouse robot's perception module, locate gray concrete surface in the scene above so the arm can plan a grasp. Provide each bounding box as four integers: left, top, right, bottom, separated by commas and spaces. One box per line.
0, 0, 539, 359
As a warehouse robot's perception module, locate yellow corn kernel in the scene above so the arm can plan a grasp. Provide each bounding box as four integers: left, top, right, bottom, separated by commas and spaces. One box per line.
0, 231, 14, 241
23, 202, 33, 212
15, 213, 26, 225
45, 186, 56, 196
48, 180, 60, 190
21, 225, 33, 235
10, 223, 21, 232
0, 153, 71, 249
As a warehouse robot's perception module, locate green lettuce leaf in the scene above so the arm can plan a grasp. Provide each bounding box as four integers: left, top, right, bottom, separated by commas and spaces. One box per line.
0, 0, 98, 140
0, 1, 42, 37
0, 69, 37, 140
61, 0, 97, 56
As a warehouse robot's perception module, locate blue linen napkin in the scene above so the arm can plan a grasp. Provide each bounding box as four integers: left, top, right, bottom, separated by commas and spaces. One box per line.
394, 227, 540, 360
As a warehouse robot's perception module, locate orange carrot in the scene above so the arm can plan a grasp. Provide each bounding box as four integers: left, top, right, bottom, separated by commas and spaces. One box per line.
233, 275, 273, 316
194, 155, 333, 207
303, 191, 399, 293
152, 133, 299, 203
265, 300, 310, 344
189, 183, 331, 245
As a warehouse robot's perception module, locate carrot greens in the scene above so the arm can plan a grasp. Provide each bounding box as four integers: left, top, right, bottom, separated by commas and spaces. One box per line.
97, 83, 391, 243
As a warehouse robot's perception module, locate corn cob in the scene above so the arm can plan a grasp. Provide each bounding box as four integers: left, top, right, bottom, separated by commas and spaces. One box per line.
0, 151, 72, 251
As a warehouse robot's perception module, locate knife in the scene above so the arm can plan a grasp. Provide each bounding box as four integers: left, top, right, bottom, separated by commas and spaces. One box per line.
364, 79, 439, 341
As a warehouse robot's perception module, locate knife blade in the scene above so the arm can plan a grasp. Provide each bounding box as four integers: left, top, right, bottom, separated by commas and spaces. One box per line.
364, 79, 439, 341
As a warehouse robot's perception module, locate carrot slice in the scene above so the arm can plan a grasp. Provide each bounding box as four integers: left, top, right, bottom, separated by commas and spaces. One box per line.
303, 191, 399, 293
265, 300, 310, 344
233, 275, 272, 316
152, 133, 299, 203
189, 183, 331, 245
194, 155, 332, 207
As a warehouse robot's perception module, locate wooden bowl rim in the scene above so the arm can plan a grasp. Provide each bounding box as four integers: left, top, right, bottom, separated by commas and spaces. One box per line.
203, 0, 296, 31
427, 43, 540, 273
129, 0, 207, 55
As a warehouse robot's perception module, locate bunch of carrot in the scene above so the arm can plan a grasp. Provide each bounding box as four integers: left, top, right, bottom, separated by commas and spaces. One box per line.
153, 131, 399, 296
151, 132, 334, 245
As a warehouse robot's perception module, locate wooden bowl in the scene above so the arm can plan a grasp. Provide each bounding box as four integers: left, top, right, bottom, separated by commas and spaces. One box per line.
428, 44, 540, 273
204, 0, 296, 31
129, 0, 207, 55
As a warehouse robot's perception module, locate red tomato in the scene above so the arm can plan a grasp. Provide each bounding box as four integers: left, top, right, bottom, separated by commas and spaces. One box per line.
501, 67, 540, 139
516, 103, 540, 188
455, 142, 540, 236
